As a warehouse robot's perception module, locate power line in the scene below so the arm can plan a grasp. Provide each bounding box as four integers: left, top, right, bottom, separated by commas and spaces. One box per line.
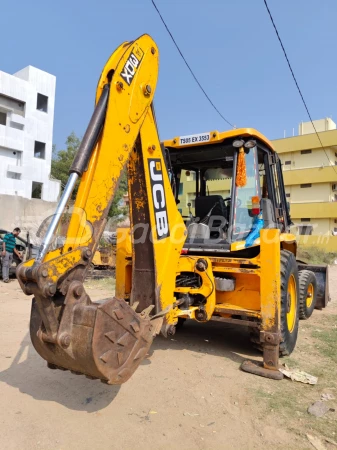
263, 0, 337, 175
151, 0, 235, 128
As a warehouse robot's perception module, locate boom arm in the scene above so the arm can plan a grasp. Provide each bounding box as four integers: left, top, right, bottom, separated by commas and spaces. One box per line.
17, 34, 186, 384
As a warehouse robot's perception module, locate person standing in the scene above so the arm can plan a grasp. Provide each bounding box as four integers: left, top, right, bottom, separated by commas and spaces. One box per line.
1, 227, 22, 283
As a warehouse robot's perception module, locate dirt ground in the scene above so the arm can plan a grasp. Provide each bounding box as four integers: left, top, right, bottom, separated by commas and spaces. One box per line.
0, 269, 336, 450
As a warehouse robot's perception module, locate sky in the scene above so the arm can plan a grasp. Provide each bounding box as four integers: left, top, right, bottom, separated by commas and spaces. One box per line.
1, 0, 336, 151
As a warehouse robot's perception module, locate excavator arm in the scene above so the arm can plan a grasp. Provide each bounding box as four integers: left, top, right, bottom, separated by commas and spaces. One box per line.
17, 34, 186, 384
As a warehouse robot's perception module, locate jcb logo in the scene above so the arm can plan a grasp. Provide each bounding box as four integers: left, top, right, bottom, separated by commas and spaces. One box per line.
120, 47, 144, 86
148, 159, 169, 240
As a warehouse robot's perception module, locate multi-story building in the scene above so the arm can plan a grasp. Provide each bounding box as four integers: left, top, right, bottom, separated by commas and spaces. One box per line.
273, 118, 337, 243
174, 118, 337, 249
0, 65, 60, 201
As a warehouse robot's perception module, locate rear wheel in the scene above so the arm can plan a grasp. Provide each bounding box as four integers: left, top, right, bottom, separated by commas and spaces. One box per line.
250, 250, 299, 356
279, 250, 300, 356
298, 270, 317, 320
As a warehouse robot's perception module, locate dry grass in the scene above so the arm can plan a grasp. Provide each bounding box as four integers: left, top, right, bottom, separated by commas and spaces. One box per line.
84, 277, 116, 294
252, 312, 337, 441
297, 246, 337, 265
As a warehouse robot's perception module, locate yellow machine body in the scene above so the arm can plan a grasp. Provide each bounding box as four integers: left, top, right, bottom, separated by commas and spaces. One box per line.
16, 34, 329, 384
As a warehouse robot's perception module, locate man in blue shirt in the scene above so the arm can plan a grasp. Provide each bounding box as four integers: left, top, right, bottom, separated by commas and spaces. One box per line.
1, 227, 22, 282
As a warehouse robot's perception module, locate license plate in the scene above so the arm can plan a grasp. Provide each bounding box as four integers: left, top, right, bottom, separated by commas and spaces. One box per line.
179, 132, 211, 146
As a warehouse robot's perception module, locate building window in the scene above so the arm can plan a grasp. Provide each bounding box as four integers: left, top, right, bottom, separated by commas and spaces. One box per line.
286, 193, 291, 198
284, 160, 291, 165
7, 172, 21, 180
32, 182, 43, 199
36, 93, 48, 113
34, 141, 46, 159
301, 149, 312, 154
178, 183, 183, 195
0, 111, 6, 125
301, 218, 311, 222
300, 183, 312, 188
298, 225, 313, 235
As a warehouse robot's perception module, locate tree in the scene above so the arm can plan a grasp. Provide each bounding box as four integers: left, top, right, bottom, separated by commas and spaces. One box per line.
51, 132, 81, 198
52, 132, 128, 220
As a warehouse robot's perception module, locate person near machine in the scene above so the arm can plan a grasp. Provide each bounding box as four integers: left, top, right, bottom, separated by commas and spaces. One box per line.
1, 227, 22, 282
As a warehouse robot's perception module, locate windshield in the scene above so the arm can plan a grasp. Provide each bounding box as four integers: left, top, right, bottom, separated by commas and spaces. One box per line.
231, 146, 261, 241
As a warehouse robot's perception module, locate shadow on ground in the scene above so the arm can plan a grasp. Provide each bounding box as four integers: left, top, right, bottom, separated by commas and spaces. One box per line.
148, 320, 260, 366
0, 332, 120, 412
0, 321, 260, 411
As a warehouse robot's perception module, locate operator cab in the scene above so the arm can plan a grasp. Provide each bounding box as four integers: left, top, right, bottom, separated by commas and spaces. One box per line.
164, 129, 290, 254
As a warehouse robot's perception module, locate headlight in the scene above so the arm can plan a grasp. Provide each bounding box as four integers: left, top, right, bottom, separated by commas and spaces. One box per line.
232, 139, 245, 148
244, 140, 256, 148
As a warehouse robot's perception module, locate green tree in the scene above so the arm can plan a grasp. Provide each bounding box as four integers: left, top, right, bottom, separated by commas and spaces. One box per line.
52, 132, 128, 220
51, 132, 81, 197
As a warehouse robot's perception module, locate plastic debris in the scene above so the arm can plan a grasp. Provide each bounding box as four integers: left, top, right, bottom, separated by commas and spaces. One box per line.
308, 401, 335, 418
244, 214, 264, 248
183, 412, 199, 417
279, 364, 317, 384
321, 393, 335, 401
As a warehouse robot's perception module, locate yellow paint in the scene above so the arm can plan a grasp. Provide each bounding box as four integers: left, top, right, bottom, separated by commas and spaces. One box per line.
136, 107, 186, 323
306, 283, 314, 308
272, 129, 337, 154
115, 228, 132, 299
215, 273, 260, 311
230, 231, 296, 252
19, 35, 161, 292
175, 256, 216, 321
92, 246, 115, 268
290, 201, 337, 219
259, 229, 281, 332
286, 274, 297, 333
163, 128, 275, 152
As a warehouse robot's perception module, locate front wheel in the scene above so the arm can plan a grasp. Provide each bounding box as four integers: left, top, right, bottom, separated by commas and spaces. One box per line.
279, 250, 300, 356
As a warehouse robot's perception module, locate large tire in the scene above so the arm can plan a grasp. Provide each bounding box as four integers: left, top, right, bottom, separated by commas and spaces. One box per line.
279, 250, 300, 356
298, 270, 317, 320
250, 250, 300, 356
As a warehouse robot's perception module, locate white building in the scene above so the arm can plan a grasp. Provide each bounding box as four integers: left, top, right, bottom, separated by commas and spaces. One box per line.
0, 66, 60, 201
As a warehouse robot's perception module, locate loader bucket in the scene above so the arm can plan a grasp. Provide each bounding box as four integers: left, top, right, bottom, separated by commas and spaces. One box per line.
297, 263, 330, 309
29, 280, 160, 384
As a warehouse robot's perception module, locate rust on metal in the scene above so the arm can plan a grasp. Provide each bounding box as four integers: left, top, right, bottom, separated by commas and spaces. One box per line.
127, 136, 157, 313
210, 316, 259, 327
240, 360, 284, 380
29, 280, 159, 384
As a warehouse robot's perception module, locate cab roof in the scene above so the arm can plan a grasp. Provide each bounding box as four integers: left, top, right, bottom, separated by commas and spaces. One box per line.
162, 128, 275, 152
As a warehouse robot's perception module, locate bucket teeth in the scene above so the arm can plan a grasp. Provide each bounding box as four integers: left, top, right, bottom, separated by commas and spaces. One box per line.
131, 301, 139, 311
139, 305, 155, 319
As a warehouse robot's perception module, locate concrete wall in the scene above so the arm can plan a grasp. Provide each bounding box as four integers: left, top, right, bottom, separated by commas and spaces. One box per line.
0, 194, 57, 244
299, 118, 336, 135
289, 182, 332, 203
279, 147, 337, 170
297, 235, 337, 251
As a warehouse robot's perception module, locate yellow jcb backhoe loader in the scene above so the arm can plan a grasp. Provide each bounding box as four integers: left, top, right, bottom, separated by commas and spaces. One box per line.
17, 34, 329, 384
